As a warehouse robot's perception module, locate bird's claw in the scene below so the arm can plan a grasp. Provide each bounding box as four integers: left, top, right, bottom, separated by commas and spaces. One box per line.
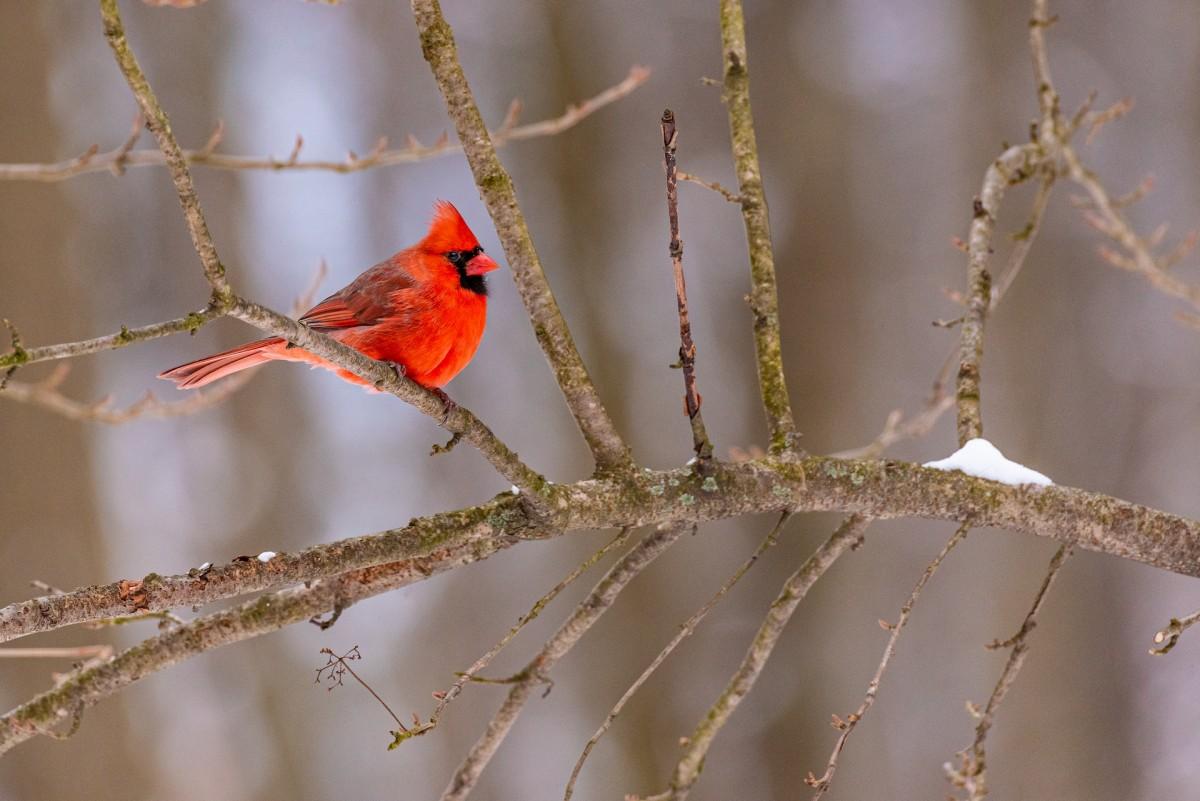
430, 388, 458, 424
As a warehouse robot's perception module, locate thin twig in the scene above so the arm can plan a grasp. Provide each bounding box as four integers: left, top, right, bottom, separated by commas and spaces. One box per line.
0, 68, 649, 182
391, 527, 633, 747
411, 0, 635, 475
1031, 0, 1200, 316
0, 308, 222, 371
1, 366, 256, 424
1149, 608, 1200, 656
0, 262, 326, 424
806, 522, 972, 799
830, 396, 955, 460
946, 544, 1073, 800
440, 524, 686, 801
650, 514, 871, 801
991, 168, 1056, 307
563, 512, 791, 801
677, 170, 741, 204
718, 0, 799, 455
661, 109, 713, 465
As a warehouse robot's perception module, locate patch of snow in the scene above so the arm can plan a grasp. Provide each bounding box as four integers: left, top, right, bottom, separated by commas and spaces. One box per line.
922, 438, 1052, 487
510, 485, 520, 495
197, 561, 211, 571
686, 456, 698, 466
257, 551, 277, 563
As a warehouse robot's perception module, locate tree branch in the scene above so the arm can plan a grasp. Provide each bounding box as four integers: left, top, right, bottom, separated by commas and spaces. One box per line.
1149, 607, 1200, 656
649, 514, 871, 800
0, 537, 507, 756
392, 527, 634, 747
25, 0, 545, 497
440, 523, 686, 801
718, 0, 799, 455
807, 522, 971, 798
410, 0, 635, 475
660, 109, 714, 464
955, 143, 1043, 444
946, 543, 1073, 799
6, 454, 1200, 647
100, 0, 231, 302
0, 67, 649, 182
0, 307, 221, 371
564, 512, 790, 801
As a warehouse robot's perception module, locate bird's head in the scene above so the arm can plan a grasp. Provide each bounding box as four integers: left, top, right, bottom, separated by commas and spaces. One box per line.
420, 200, 500, 295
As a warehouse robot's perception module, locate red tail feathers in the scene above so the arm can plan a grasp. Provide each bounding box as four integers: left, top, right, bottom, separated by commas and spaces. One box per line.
158, 338, 284, 389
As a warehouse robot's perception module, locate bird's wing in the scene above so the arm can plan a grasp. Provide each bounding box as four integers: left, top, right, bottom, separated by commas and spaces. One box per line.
299, 262, 416, 331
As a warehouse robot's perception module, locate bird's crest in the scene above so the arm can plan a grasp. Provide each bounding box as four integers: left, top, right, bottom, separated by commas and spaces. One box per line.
421, 200, 481, 254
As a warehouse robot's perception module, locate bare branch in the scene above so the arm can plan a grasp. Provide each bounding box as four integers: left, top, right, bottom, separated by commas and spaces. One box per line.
1149, 607, 1200, 656
564, 512, 791, 801
7, 454, 1200, 648
0, 262, 325, 424
806, 522, 971, 799
677, 170, 742, 204
956, 143, 1043, 444
440, 523, 686, 801
946, 544, 1073, 799
831, 396, 955, 460
95, 0, 554, 496
718, 0, 799, 455
392, 527, 633, 747
1, 366, 257, 424
0, 68, 649, 182
410, 0, 635, 475
0, 307, 221, 371
0, 537, 503, 756
991, 169, 1056, 307
100, 0, 231, 301
650, 514, 871, 801
660, 109, 713, 464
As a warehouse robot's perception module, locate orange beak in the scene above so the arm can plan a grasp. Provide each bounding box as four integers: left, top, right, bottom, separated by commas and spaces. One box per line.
466, 251, 500, 276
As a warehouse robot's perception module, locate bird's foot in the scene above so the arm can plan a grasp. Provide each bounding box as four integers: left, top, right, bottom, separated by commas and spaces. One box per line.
430, 387, 458, 424
386, 361, 407, 379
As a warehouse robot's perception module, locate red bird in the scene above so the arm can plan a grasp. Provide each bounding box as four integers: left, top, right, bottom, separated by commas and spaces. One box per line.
160, 201, 499, 393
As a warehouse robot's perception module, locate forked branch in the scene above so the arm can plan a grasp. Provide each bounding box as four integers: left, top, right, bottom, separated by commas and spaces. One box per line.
410, 0, 634, 475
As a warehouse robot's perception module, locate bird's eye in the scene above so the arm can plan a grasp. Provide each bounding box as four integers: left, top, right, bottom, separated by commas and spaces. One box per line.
446, 251, 462, 264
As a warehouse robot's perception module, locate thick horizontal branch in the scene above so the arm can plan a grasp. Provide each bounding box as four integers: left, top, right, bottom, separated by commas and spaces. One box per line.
5, 455, 1200, 646
0, 67, 648, 182
0, 537, 510, 757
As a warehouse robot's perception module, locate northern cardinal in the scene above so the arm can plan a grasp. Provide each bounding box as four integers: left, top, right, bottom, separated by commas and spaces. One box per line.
159, 201, 499, 393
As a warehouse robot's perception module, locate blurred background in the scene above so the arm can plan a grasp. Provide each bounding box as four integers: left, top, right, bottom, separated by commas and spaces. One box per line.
3, 1, 1200, 799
